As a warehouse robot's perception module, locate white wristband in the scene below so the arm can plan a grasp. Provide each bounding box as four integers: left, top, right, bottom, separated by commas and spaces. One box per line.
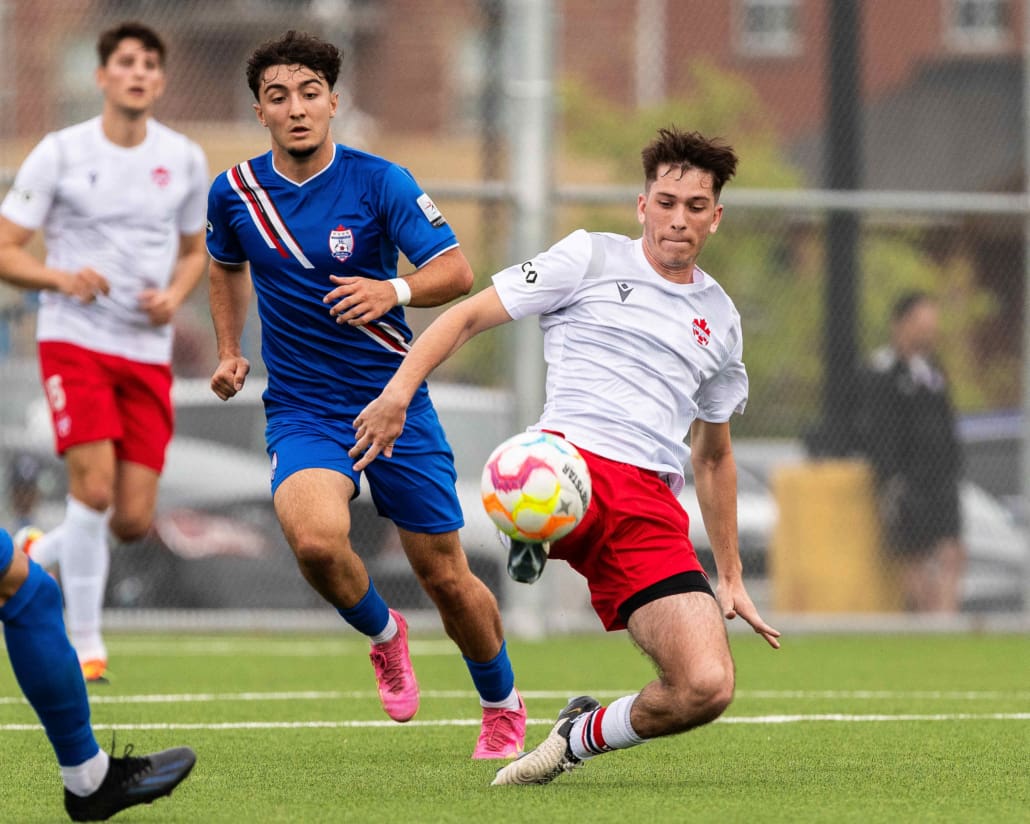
389, 278, 412, 307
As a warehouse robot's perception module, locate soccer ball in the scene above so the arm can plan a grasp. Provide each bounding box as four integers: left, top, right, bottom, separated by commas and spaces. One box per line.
480, 432, 591, 543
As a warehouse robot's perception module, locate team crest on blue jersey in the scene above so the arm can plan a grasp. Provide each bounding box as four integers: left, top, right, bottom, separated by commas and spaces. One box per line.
329, 225, 354, 262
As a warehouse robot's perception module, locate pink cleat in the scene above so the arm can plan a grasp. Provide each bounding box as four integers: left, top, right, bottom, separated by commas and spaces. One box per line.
369, 610, 419, 722
473, 691, 526, 759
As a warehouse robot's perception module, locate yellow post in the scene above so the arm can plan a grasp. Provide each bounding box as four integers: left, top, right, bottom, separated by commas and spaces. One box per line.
769, 459, 901, 612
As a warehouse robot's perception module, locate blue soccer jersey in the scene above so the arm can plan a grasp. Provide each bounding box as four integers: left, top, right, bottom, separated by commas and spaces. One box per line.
206, 145, 458, 419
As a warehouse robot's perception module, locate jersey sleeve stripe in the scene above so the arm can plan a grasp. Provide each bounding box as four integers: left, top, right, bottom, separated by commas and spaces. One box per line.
228, 164, 285, 257
230, 162, 315, 269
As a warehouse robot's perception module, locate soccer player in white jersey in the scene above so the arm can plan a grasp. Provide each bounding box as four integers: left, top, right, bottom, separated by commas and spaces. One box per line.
206, 31, 524, 758
351, 127, 781, 784
0, 22, 210, 683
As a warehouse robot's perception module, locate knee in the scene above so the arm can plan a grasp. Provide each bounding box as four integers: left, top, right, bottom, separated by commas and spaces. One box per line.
415, 563, 465, 603
289, 529, 342, 572
656, 663, 733, 733
109, 512, 152, 543
684, 664, 735, 724
411, 553, 477, 605
74, 482, 113, 513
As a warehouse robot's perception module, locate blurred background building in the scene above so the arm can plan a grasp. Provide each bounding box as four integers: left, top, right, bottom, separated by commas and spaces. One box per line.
0, 0, 1027, 627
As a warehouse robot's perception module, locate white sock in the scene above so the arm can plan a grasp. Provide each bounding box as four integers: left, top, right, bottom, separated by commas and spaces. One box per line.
59, 497, 111, 662
480, 688, 522, 711
27, 524, 62, 568
568, 693, 646, 760
62, 750, 110, 797
369, 612, 398, 645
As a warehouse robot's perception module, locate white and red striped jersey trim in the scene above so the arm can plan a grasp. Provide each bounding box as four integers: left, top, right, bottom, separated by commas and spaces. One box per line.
357, 320, 411, 355
228, 161, 314, 269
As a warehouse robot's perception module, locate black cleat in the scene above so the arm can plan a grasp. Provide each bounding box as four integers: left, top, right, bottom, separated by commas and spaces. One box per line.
498, 533, 550, 584
491, 695, 601, 785
64, 745, 196, 822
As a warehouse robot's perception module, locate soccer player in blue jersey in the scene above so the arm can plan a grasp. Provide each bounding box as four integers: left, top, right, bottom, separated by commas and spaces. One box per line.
205, 30, 524, 758
1, 528, 195, 820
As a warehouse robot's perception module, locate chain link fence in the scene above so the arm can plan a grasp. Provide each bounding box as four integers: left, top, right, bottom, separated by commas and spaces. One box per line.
1, 0, 1027, 629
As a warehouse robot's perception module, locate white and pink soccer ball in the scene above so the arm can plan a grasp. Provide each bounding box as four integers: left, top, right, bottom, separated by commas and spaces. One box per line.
480, 432, 592, 543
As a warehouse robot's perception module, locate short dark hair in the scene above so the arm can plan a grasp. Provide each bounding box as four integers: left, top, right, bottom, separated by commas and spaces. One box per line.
891, 290, 935, 323
641, 127, 738, 199
96, 22, 166, 67
246, 30, 342, 100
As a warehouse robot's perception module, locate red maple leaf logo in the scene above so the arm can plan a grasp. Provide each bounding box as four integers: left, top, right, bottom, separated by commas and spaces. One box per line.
692, 317, 711, 346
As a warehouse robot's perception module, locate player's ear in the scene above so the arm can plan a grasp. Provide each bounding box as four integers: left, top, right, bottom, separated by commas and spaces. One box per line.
253, 102, 266, 128
708, 203, 724, 234
329, 91, 339, 118
636, 193, 647, 226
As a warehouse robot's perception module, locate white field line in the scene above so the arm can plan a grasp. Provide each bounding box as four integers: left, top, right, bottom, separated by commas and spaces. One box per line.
53, 639, 465, 657
2, 688, 1030, 706
1, 713, 1028, 733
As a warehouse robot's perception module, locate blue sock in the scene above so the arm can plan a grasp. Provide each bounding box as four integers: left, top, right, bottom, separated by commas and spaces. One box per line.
1, 561, 100, 767
464, 640, 515, 703
336, 580, 390, 637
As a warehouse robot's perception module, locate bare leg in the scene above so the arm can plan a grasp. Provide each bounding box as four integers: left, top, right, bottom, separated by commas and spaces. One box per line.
273, 468, 370, 608
627, 591, 735, 739
930, 537, 965, 613
899, 556, 934, 612
110, 460, 161, 542
399, 527, 503, 662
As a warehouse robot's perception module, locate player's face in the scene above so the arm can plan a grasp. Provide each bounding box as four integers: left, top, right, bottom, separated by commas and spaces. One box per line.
254, 65, 338, 160
901, 301, 941, 356
637, 163, 724, 283
96, 38, 165, 116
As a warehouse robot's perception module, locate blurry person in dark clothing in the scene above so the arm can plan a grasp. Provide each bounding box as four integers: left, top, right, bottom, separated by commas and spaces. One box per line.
863, 291, 964, 613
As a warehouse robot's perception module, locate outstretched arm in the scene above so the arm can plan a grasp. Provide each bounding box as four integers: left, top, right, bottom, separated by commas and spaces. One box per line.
208, 259, 253, 401
350, 285, 513, 470
690, 418, 781, 649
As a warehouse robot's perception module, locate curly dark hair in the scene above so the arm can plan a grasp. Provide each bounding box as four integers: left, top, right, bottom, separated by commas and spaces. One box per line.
246, 30, 342, 99
641, 127, 738, 199
96, 21, 166, 67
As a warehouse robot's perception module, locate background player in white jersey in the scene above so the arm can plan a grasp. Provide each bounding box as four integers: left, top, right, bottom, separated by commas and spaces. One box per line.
0, 22, 210, 683
351, 127, 781, 784
205, 31, 524, 758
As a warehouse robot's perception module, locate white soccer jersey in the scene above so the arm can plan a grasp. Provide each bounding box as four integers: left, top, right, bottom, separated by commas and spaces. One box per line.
1, 116, 208, 363
493, 229, 748, 494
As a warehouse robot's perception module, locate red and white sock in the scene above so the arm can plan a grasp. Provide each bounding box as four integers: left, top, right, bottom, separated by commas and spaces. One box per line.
568, 694, 645, 760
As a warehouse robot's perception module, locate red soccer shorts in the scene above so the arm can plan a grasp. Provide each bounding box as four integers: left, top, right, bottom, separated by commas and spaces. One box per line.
549, 443, 711, 631
37, 341, 173, 472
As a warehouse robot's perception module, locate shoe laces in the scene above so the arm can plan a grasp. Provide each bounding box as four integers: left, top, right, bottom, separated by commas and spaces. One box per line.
370, 637, 407, 693
479, 707, 519, 750
107, 740, 152, 786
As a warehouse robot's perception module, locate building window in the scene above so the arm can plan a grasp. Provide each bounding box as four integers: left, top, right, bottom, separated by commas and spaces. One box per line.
737, 0, 800, 57
946, 0, 1011, 51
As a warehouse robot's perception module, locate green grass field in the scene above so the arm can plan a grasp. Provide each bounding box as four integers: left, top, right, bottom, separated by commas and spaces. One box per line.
2, 631, 1028, 823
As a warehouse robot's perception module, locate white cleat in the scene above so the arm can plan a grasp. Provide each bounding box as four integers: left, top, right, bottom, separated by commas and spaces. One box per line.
491, 695, 600, 785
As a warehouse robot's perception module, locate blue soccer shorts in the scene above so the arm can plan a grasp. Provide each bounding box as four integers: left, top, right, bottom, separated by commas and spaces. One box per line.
0, 529, 13, 577
265, 405, 463, 535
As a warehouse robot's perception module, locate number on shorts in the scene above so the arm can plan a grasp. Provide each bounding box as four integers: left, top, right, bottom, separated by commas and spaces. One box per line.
45, 374, 67, 412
